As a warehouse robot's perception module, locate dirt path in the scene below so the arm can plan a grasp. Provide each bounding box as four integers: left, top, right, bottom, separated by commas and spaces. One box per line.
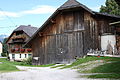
0, 65, 109, 80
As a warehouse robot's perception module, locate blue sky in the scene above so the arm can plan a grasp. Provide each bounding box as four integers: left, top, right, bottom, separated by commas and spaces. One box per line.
0, 0, 106, 36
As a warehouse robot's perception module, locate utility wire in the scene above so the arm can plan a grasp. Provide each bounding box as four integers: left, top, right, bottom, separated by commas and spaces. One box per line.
0, 8, 17, 28
0, 26, 17, 28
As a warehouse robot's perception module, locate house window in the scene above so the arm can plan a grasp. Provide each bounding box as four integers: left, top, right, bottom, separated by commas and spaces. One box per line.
20, 54, 21, 58
28, 54, 32, 57
12, 54, 15, 59
25, 54, 27, 58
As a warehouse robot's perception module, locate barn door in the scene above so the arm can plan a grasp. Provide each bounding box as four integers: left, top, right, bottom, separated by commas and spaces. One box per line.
55, 32, 84, 63
74, 32, 84, 57
55, 34, 68, 63
67, 32, 84, 62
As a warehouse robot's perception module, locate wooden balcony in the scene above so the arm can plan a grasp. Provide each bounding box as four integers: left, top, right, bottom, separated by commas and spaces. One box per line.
12, 38, 25, 43
12, 35, 26, 43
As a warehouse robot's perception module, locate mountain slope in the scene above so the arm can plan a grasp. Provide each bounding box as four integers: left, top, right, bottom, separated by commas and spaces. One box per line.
0, 34, 8, 42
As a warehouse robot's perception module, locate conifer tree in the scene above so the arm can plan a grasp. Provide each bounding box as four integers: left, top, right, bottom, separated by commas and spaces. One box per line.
100, 0, 120, 15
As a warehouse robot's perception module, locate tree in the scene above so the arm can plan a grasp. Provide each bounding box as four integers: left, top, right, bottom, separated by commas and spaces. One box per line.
115, 0, 120, 5
1, 38, 8, 57
100, 0, 120, 16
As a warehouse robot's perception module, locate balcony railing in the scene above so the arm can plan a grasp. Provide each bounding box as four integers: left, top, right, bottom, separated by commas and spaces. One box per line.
12, 35, 26, 43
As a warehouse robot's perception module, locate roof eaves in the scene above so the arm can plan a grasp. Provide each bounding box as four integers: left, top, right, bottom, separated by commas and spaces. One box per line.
6, 32, 14, 44
93, 11, 120, 19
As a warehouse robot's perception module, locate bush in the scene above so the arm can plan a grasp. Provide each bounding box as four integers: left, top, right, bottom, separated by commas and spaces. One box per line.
22, 57, 32, 65
1, 53, 7, 57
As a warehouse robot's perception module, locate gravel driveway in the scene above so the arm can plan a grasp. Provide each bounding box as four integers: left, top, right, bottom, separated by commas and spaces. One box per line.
0, 66, 109, 80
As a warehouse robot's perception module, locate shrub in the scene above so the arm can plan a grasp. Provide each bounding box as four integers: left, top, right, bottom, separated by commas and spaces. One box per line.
22, 57, 32, 65
1, 53, 7, 57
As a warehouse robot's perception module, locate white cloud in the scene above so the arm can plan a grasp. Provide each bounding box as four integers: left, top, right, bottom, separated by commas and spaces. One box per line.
22, 5, 57, 14
89, 6, 101, 11
0, 5, 57, 20
0, 11, 20, 18
0, 5, 102, 20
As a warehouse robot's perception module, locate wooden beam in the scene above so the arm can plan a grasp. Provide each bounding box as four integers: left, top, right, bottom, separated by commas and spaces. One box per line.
110, 21, 120, 25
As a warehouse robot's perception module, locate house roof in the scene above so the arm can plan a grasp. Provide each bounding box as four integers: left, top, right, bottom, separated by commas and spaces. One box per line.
14, 25, 38, 37
6, 25, 38, 43
24, 0, 120, 47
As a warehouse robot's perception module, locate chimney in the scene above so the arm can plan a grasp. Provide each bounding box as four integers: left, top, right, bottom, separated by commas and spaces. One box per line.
28, 25, 31, 26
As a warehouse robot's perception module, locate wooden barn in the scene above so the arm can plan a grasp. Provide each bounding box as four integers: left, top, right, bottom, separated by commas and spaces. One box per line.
25, 0, 120, 65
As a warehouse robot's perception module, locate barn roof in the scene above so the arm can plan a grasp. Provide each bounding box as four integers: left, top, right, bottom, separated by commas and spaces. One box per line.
93, 12, 120, 19
24, 0, 120, 47
6, 25, 38, 43
58, 0, 93, 14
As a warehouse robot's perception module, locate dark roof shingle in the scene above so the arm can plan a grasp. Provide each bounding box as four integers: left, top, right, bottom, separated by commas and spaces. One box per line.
6, 25, 38, 43
59, 0, 80, 8
58, 0, 93, 14
14, 25, 38, 37
93, 11, 120, 19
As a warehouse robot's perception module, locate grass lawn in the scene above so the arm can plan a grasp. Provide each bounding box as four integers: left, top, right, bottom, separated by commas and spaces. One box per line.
87, 61, 120, 73
0, 63, 19, 73
85, 60, 120, 79
0, 58, 55, 73
62, 56, 120, 79
1, 56, 120, 79
0, 58, 20, 72
0, 58, 55, 67
62, 56, 120, 68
